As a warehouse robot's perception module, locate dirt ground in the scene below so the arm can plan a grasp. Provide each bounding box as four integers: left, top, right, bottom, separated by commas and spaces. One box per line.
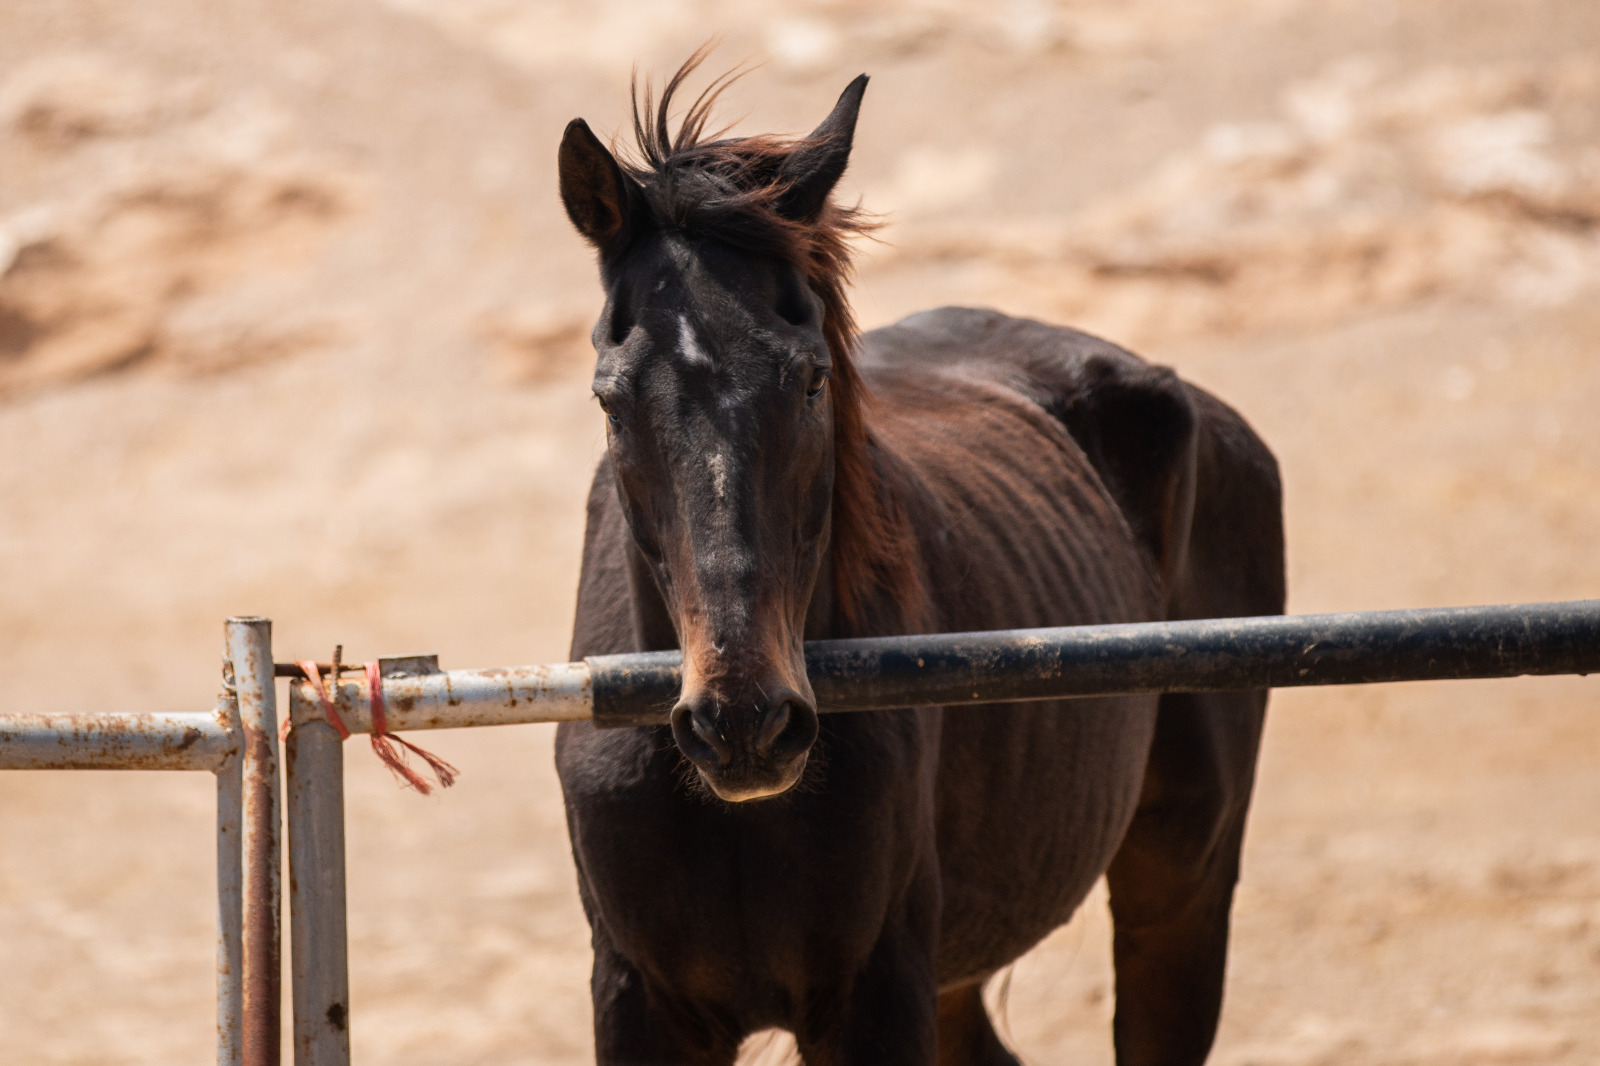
2, 0, 1598, 1062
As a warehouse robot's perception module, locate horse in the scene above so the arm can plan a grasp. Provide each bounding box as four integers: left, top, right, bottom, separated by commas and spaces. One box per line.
553, 56, 1285, 1066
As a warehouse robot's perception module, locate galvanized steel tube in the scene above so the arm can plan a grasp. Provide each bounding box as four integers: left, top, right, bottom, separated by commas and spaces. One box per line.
226, 618, 281, 1066
289, 660, 592, 735
287, 710, 350, 1066
0, 709, 236, 770
216, 721, 245, 1066
283, 602, 1600, 732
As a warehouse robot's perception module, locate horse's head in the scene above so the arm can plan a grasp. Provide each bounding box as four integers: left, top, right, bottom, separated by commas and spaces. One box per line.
558, 64, 882, 801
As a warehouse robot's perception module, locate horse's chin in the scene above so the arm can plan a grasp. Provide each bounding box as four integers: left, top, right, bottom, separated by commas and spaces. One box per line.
697, 756, 808, 803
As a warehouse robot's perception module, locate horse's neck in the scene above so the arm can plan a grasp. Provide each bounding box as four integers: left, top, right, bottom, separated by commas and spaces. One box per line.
817, 429, 934, 640
805, 543, 838, 641
624, 538, 681, 653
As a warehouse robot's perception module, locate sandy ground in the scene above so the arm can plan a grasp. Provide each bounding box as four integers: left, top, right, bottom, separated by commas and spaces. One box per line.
2, 0, 1599, 1062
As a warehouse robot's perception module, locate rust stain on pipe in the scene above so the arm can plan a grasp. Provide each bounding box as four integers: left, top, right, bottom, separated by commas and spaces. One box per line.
0, 709, 236, 771
240, 720, 280, 1066
284, 656, 593, 735
228, 618, 281, 1066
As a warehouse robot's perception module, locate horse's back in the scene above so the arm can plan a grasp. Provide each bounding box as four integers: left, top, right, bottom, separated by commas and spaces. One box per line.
860, 305, 1149, 399
861, 305, 1122, 372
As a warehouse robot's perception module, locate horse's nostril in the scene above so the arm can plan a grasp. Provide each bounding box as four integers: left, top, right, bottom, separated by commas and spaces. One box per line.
670, 703, 732, 768
755, 700, 792, 752
760, 697, 819, 759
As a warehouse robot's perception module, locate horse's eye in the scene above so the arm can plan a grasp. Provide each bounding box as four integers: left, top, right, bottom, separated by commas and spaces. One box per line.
806, 366, 830, 399
596, 394, 620, 424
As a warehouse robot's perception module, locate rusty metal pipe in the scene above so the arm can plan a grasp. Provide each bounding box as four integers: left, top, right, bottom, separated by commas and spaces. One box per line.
0, 648, 257, 1065
216, 703, 245, 1066
227, 618, 281, 1066
286, 602, 1600, 733
287, 657, 591, 734
287, 705, 350, 1066
0, 709, 236, 770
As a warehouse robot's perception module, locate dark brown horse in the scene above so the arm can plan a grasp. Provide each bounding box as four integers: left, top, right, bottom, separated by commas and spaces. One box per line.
554, 58, 1284, 1066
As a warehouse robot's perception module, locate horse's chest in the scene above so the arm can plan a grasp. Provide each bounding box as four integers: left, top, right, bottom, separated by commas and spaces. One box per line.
559, 722, 931, 1009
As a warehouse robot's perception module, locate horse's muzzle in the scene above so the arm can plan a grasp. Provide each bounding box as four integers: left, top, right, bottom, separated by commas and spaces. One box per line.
669, 686, 819, 802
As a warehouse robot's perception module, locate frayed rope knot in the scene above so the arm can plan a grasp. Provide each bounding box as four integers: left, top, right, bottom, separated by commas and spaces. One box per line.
363, 660, 458, 795
294, 660, 349, 739
293, 658, 458, 796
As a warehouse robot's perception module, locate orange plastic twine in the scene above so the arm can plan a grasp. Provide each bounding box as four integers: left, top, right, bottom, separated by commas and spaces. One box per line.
294, 659, 350, 740
290, 658, 458, 795
362, 660, 458, 795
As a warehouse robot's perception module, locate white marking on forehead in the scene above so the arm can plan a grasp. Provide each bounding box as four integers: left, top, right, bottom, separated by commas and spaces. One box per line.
707, 451, 729, 501
677, 314, 713, 369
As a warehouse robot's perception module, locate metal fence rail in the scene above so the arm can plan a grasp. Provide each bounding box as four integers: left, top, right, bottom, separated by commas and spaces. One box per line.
0, 709, 237, 770
4, 602, 1596, 1065
280, 598, 1600, 1066
0, 618, 281, 1066
277, 601, 1600, 732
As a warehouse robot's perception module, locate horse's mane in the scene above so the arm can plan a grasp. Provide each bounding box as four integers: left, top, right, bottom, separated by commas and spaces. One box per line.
619, 53, 925, 630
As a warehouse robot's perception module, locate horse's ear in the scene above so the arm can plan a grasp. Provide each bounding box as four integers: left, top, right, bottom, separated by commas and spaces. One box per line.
559, 118, 639, 253
776, 74, 868, 223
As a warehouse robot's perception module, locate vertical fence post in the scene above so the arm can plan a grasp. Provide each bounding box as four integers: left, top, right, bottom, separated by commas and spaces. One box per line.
217, 686, 245, 1066
287, 701, 351, 1066
227, 618, 281, 1066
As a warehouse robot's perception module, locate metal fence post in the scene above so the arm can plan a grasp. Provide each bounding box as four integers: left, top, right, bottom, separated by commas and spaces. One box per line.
217, 685, 246, 1066
287, 706, 351, 1066
226, 618, 281, 1066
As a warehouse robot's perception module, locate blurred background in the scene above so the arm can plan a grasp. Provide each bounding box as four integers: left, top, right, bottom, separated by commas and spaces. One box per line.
1, 0, 1598, 1062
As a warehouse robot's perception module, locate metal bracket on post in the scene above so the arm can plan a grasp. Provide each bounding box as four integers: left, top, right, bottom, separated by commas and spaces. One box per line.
226, 618, 281, 1066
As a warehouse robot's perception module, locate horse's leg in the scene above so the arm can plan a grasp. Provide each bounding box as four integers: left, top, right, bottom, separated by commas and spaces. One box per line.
935, 982, 1020, 1066
1104, 689, 1267, 1066
590, 934, 741, 1066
